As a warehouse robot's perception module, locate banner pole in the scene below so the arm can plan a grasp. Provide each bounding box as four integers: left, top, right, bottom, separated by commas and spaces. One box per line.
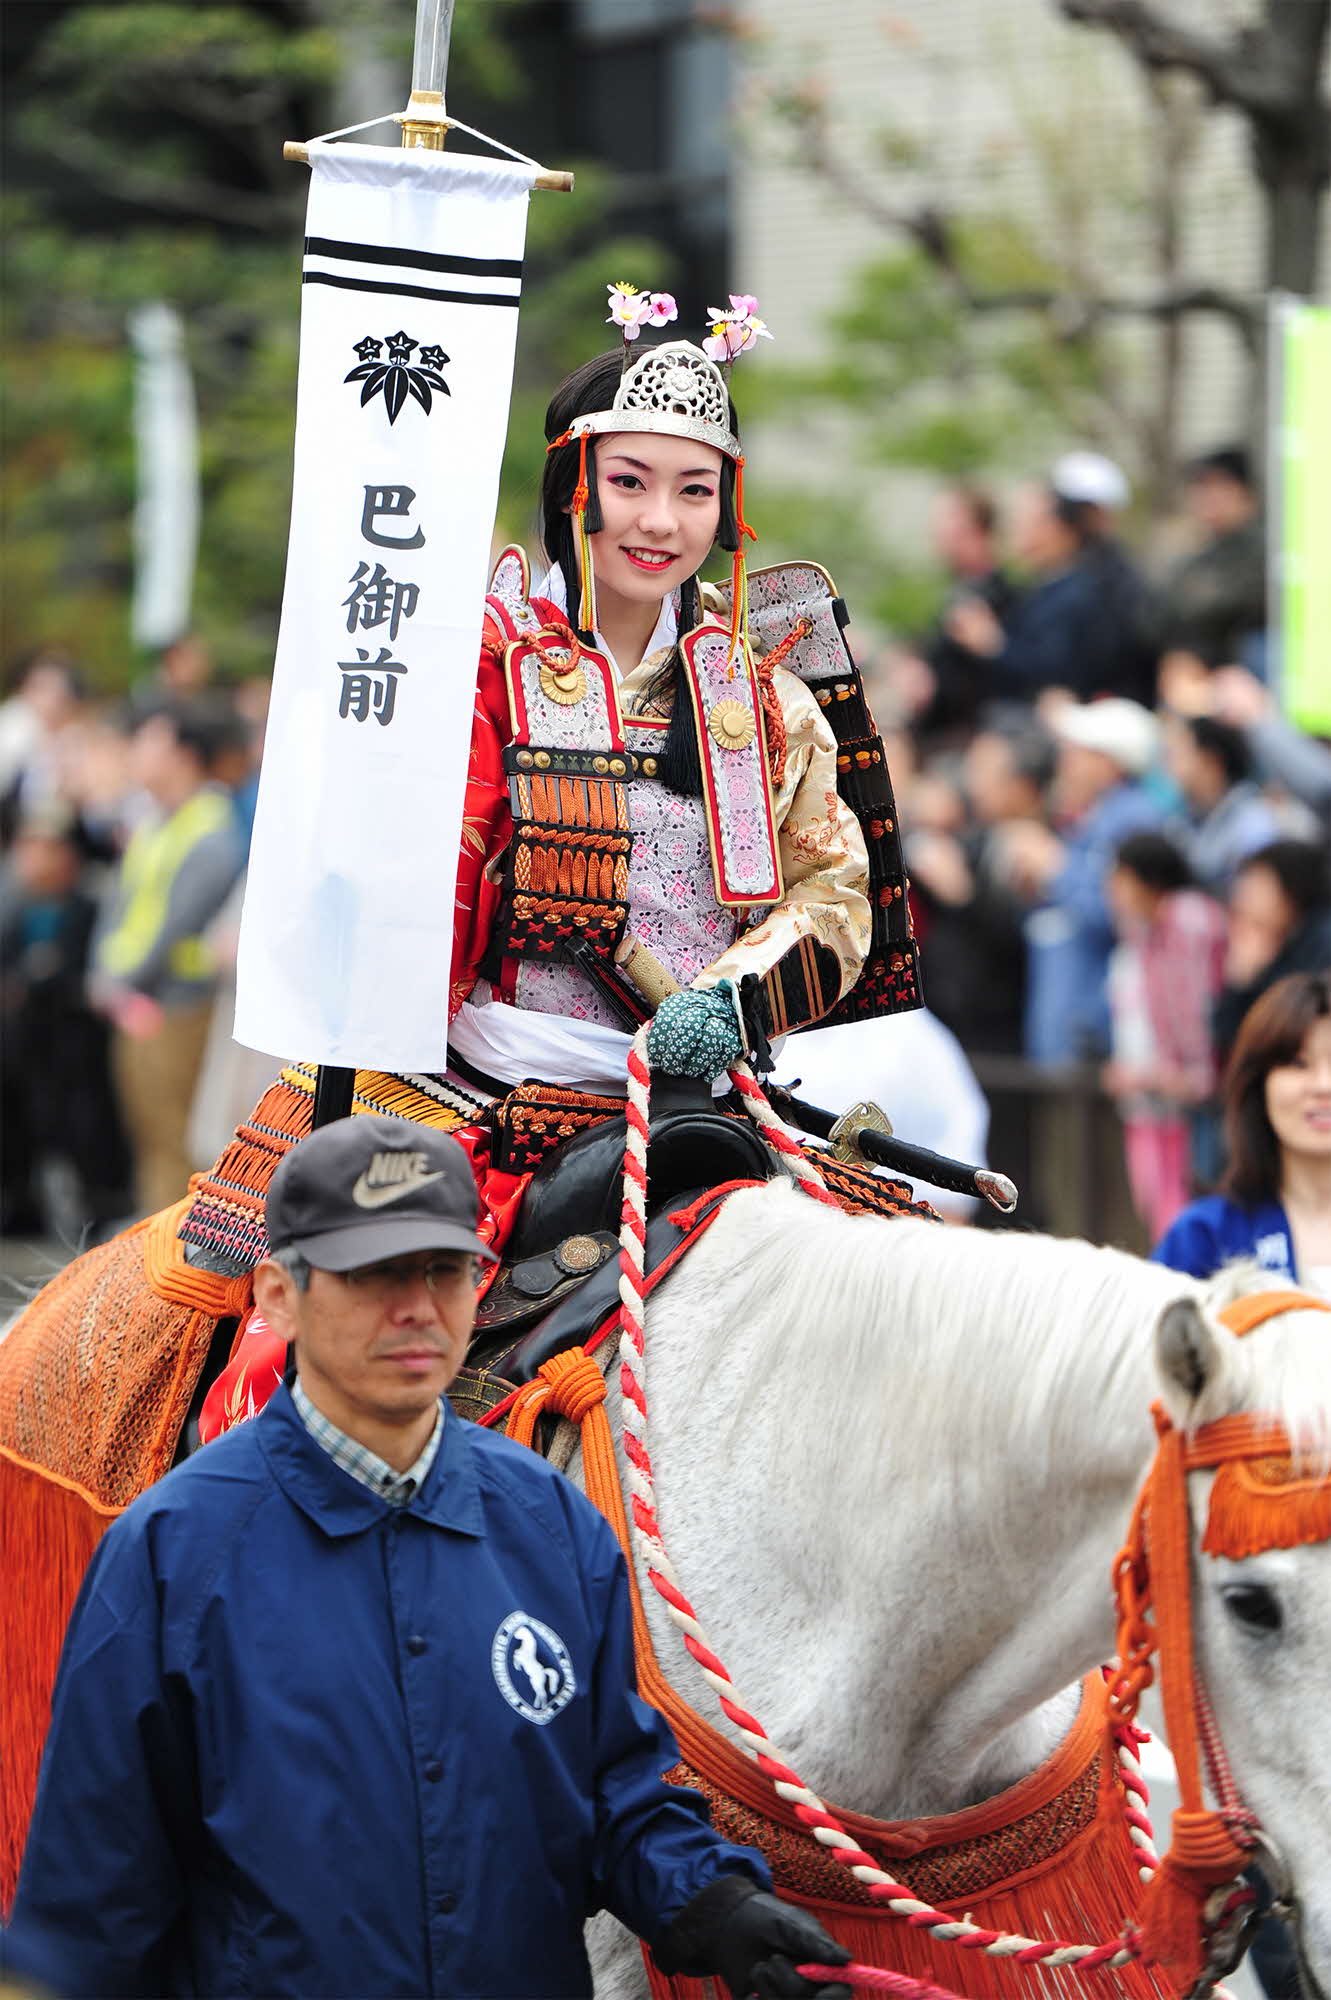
399, 0, 456, 149
412, 0, 456, 100
312, 1063, 356, 1130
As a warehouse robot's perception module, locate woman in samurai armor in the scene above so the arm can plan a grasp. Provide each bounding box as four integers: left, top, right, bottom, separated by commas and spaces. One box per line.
198, 290, 919, 1432
447, 287, 916, 1106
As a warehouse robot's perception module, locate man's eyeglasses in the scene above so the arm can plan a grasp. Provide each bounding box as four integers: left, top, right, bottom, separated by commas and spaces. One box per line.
336, 1256, 479, 1300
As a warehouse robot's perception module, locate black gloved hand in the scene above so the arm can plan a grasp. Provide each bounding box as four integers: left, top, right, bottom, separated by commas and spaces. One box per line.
656, 1876, 852, 2000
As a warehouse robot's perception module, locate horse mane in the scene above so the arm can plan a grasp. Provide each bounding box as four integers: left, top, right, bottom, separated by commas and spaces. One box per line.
685, 1184, 1186, 1573
1200, 1258, 1331, 1467
694, 1184, 1331, 1512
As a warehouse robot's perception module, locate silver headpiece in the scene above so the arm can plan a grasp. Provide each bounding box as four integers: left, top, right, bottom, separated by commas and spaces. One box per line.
568, 342, 740, 462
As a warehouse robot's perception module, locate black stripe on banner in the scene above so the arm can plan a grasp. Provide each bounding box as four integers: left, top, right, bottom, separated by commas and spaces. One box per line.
305, 236, 522, 281
302, 272, 520, 309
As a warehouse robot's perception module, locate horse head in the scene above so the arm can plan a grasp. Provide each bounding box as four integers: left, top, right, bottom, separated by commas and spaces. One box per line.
1148, 1269, 1331, 1997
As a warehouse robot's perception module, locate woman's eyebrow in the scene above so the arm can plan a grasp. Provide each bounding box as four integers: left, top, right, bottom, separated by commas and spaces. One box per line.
603, 453, 717, 479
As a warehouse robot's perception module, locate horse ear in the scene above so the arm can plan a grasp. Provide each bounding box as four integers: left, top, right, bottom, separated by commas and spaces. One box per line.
1154, 1296, 1223, 1423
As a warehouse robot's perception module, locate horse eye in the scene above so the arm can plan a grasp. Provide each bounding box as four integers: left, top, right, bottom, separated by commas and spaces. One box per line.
1221, 1583, 1283, 1634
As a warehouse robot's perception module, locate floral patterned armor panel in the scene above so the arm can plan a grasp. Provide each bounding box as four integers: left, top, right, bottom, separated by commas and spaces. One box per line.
721, 561, 922, 1024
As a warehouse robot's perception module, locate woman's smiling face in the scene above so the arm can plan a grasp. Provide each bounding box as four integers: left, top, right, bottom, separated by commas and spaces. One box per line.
588, 431, 724, 613
1265, 1015, 1331, 1166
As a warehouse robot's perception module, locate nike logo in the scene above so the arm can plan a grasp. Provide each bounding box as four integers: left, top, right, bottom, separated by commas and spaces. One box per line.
352, 1151, 445, 1208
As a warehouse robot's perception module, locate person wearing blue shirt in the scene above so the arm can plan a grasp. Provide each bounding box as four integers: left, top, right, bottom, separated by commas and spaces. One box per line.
1153, 971, 1331, 2000
999, 697, 1163, 1065
1153, 970, 1331, 1295
8, 1115, 849, 2000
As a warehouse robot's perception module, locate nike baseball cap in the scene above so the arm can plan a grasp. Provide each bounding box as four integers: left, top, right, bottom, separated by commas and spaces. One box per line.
265, 1115, 497, 1271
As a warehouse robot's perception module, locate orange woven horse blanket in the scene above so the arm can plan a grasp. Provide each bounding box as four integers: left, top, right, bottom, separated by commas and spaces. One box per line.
644, 1677, 1172, 2000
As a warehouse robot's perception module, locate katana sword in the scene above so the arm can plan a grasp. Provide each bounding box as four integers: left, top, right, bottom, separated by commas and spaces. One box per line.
761, 1082, 1019, 1215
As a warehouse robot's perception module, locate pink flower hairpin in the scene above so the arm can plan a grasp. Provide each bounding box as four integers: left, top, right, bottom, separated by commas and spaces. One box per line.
607, 282, 679, 361
703, 295, 773, 368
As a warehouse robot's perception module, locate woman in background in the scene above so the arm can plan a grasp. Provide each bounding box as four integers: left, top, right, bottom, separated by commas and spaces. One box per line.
1153, 967, 1331, 2000
1153, 969, 1331, 1295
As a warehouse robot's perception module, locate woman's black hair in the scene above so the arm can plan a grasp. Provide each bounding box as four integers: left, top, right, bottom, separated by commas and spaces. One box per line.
1236, 839, 1331, 922
1185, 714, 1252, 788
538, 348, 741, 797
1222, 970, 1331, 1204
1112, 830, 1193, 895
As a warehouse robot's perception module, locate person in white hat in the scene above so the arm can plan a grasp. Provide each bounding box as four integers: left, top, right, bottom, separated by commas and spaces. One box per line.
997, 698, 1165, 1064
1049, 449, 1130, 518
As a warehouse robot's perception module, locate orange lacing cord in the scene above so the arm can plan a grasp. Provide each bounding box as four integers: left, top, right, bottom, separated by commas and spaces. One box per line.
726, 453, 759, 678
545, 427, 598, 634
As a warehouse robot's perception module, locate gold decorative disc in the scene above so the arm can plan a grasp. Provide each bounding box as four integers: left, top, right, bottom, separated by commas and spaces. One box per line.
556, 1233, 605, 1273
708, 697, 756, 752
538, 657, 588, 706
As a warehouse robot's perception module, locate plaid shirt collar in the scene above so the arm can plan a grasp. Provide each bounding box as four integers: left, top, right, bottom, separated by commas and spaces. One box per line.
292, 1377, 444, 1508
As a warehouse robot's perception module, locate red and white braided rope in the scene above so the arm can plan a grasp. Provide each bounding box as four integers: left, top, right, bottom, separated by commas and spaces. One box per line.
1114, 1722, 1161, 1885
726, 1060, 843, 1205
617, 1029, 1155, 1975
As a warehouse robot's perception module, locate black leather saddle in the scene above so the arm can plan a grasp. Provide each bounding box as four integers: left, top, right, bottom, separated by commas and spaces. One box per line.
493, 1197, 715, 1386
469, 1077, 773, 1380
511, 1075, 771, 1257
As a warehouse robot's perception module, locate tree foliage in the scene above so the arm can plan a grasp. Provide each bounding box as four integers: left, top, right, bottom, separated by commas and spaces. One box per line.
1, 0, 664, 686
738, 8, 1300, 627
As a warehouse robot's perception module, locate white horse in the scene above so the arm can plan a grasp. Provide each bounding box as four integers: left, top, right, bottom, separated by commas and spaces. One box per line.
584, 1180, 1331, 1997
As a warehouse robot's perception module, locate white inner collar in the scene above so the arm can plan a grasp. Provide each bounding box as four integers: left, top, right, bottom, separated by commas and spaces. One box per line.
536, 563, 678, 677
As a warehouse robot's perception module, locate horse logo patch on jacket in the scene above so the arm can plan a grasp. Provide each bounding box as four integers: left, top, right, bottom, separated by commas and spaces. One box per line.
491, 1611, 576, 1725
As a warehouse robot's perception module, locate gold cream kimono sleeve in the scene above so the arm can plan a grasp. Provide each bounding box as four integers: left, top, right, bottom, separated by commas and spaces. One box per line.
696, 665, 871, 1032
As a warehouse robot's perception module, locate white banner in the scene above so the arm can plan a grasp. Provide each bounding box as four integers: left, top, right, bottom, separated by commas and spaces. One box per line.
235, 145, 535, 1068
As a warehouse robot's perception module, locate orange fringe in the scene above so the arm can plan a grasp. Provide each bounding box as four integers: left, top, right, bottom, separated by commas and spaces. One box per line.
1135, 1808, 1254, 1988
0, 1449, 123, 1913
1204, 1456, 1331, 1559
0, 1217, 229, 1911
642, 1739, 1172, 2000
1196, 1290, 1331, 1562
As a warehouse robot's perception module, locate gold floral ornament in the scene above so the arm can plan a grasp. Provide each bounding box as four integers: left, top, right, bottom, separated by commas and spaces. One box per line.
538, 654, 588, 706
708, 698, 756, 752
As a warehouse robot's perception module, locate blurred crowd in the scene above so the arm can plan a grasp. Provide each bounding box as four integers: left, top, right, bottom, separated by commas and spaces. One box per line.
3, 442, 1329, 1254
865, 443, 1331, 1242
0, 638, 274, 1244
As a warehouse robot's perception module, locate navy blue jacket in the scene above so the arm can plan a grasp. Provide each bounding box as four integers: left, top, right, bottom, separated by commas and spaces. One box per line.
10, 1385, 767, 1998
989, 544, 1157, 707
1152, 1193, 1299, 1284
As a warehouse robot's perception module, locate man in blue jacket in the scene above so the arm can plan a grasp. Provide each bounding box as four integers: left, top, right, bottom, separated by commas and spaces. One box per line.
9, 1115, 849, 2000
